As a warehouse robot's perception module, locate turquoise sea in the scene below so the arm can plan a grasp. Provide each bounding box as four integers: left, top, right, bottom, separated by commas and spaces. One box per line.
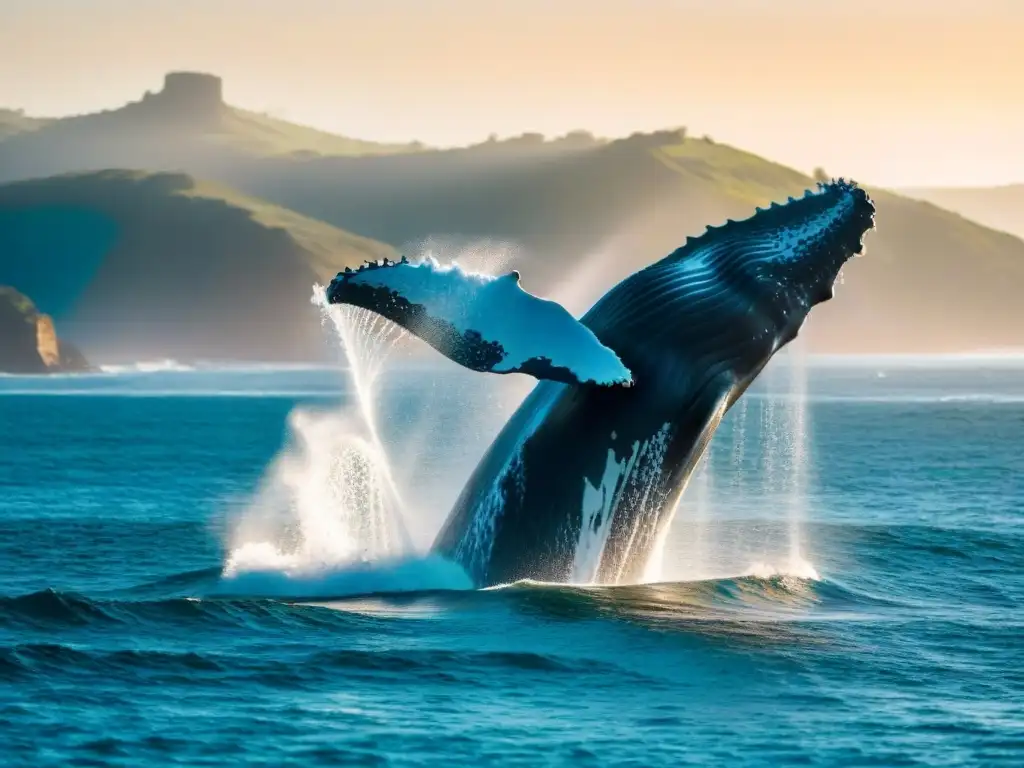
1, 358, 1021, 766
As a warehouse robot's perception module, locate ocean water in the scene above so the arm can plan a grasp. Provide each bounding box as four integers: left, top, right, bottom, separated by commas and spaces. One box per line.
1, 358, 1022, 766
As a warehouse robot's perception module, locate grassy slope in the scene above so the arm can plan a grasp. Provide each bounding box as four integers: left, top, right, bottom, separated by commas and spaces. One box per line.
0, 101, 419, 158
0, 109, 53, 140
0, 285, 37, 318
607, 139, 1024, 352
231, 131, 1024, 353
2, 108, 1021, 353
172, 176, 396, 278
0, 171, 396, 361
612, 137, 1024, 352
221, 108, 419, 157
900, 185, 1024, 239
0, 98, 423, 185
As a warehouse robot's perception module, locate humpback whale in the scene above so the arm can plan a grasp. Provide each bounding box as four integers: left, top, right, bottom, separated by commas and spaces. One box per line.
328, 180, 875, 586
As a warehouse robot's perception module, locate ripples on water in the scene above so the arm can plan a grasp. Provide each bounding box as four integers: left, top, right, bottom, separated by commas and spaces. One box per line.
0, 361, 1022, 766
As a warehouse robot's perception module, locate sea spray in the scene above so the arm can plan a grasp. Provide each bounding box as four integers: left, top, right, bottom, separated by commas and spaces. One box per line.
668, 449, 713, 582
653, 348, 820, 583
782, 338, 815, 577
222, 288, 410, 580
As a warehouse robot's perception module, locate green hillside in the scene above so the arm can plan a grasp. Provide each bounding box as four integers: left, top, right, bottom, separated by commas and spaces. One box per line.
2, 75, 1022, 354
0, 285, 90, 373
901, 185, 1024, 240
0, 171, 396, 362
220, 107, 420, 157
0, 108, 53, 140
229, 130, 1024, 353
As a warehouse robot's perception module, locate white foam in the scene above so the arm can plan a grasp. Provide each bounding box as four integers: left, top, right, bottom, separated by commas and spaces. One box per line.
98, 359, 195, 374
743, 558, 821, 581
215, 550, 473, 598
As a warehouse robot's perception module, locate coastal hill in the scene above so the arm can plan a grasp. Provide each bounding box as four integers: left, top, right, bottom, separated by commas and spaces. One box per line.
231, 131, 1024, 353
0, 108, 53, 141
0, 72, 420, 183
0, 286, 90, 373
1, 73, 1022, 356
0, 171, 396, 363
901, 185, 1024, 240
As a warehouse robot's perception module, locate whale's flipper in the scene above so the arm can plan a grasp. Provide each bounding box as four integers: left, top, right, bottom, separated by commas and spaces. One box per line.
326, 258, 633, 387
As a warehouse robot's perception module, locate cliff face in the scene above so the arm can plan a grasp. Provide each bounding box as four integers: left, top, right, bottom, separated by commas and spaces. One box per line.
0, 286, 91, 373
35, 313, 61, 366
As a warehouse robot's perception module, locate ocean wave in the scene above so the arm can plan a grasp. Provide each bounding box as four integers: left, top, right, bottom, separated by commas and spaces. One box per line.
0, 639, 649, 691
0, 588, 120, 628
485, 572, 882, 619
5, 530, 1006, 636
746, 392, 1024, 404
214, 552, 475, 599
0, 388, 340, 398
0, 588, 368, 634
98, 359, 196, 374
0, 643, 224, 677
0, 571, 867, 629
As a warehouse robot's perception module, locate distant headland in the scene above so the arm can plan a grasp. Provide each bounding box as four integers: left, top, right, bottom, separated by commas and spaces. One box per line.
0, 287, 90, 374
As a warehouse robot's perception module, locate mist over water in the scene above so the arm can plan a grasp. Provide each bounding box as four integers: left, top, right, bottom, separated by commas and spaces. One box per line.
660, 343, 820, 584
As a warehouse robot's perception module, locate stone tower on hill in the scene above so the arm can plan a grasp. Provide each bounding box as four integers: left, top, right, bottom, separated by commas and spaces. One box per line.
162, 72, 223, 111
138, 72, 224, 125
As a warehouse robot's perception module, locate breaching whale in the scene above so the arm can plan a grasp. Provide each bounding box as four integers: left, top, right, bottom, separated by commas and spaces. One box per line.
328, 180, 876, 586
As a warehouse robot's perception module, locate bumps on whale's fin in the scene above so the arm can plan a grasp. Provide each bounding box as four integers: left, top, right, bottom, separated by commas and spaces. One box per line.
326, 258, 633, 387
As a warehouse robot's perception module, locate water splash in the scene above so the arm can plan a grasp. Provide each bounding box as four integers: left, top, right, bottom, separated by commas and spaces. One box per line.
743, 558, 820, 581
216, 552, 474, 598
739, 343, 818, 579
670, 449, 714, 581
653, 343, 819, 584
223, 287, 410, 579
782, 339, 812, 576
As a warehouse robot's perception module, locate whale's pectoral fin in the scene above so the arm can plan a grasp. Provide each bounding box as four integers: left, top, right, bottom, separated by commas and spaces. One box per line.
326, 258, 633, 387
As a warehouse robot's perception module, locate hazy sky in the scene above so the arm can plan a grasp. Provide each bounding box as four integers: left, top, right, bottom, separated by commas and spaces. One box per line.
2, 0, 1021, 186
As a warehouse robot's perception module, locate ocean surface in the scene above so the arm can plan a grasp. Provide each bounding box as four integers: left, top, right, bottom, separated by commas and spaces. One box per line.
1, 356, 1021, 766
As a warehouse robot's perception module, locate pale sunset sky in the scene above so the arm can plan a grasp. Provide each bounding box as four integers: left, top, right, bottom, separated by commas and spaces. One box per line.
1, 0, 1021, 186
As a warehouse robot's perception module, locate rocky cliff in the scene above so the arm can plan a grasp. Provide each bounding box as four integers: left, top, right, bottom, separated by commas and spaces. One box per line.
0, 286, 90, 373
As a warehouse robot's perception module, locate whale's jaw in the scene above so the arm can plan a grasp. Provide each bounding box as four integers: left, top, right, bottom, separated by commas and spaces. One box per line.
433, 181, 875, 587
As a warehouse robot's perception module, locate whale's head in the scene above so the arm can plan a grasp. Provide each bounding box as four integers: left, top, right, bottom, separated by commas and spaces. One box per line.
582, 180, 875, 390
743, 179, 875, 320
687, 178, 875, 364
